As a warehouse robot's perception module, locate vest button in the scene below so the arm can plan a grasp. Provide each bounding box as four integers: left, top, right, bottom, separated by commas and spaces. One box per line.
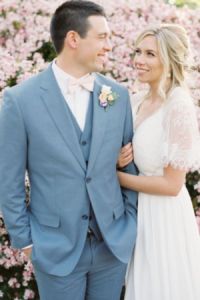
81, 141, 87, 146
82, 215, 89, 220
86, 177, 92, 183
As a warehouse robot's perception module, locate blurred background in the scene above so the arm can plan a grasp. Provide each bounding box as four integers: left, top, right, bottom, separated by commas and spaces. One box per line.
0, 0, 200, 299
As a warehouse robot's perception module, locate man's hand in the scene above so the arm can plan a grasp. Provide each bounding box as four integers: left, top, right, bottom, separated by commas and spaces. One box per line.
22, 246, 32, 260
117, 143, 133, 169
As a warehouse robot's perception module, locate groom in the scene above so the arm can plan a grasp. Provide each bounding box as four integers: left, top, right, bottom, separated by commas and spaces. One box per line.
0, 1, 137, 299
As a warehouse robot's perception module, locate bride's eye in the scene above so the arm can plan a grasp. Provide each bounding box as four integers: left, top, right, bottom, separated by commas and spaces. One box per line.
134, 48, 141, 55
147, 51, 155, 57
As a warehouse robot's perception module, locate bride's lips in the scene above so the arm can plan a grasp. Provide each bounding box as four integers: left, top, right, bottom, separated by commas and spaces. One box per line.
136, 68, 149, 75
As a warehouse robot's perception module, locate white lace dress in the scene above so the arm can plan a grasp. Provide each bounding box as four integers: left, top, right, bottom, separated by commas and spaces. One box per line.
125, 87, 200, 300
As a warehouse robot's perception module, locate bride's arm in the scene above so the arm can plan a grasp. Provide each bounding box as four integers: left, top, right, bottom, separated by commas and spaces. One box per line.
118, 166, 186, 196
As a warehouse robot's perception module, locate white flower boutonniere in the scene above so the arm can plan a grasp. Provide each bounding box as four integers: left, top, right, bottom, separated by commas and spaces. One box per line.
99, 85, 118, 111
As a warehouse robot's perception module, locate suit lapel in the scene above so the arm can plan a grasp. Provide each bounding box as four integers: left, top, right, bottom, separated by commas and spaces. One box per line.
40, 66, 86, 170
88, 76, 108, 173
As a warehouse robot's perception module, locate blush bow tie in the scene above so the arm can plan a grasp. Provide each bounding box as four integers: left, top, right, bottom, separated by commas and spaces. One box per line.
67, 74, 95, 94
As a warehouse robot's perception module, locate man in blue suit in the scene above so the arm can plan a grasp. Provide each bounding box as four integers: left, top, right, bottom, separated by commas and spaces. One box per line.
0, 1, 137, 299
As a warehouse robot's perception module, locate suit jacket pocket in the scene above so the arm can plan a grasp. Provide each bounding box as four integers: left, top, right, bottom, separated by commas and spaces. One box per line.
104, 202, 125, 225
113, 202, 125, 220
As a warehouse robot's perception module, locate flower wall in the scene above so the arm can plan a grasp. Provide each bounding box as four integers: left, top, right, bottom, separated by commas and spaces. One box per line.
0, 0, 200, 299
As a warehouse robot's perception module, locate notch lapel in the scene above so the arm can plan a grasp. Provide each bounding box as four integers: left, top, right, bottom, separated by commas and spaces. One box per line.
40, 66, 86, 170
87, 77, 108, 173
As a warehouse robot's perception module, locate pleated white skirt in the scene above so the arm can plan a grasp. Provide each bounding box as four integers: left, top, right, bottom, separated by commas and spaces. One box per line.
125, 186, 200, 300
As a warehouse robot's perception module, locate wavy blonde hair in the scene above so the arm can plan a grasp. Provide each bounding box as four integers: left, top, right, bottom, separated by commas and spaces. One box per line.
134, 23, 191, 100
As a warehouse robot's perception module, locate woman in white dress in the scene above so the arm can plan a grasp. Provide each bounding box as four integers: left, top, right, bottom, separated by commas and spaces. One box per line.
117, 24, 200, 300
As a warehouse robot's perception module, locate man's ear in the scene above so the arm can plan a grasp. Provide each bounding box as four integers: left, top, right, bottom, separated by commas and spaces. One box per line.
64, 31, 80, 49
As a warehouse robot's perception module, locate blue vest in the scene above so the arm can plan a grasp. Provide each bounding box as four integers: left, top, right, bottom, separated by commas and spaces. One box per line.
65, 94, 102, 240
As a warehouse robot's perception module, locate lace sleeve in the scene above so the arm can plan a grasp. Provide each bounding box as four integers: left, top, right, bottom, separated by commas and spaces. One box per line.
163, 90, 200, 171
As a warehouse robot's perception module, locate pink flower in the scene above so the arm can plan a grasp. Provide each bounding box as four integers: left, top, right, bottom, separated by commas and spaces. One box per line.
24, 289, 35, 299
8, 277, 20, 288
196, 216, 200, 234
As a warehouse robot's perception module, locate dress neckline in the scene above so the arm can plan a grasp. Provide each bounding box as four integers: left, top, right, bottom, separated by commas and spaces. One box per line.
134, 99, 164, 131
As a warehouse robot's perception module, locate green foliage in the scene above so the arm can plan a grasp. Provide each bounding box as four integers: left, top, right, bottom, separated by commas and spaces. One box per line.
6, 77, 18, 88
36, 41, 56, 62
167, 0, 200, 8
186, 171, 200, 209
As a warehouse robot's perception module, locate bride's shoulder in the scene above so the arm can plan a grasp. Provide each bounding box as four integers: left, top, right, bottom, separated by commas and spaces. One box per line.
130, 90, 147, 109
167, 86, 193, 107
164, 86, 195, 117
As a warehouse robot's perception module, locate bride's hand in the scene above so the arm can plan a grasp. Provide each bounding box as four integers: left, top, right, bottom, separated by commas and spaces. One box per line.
117, 143, 134, 169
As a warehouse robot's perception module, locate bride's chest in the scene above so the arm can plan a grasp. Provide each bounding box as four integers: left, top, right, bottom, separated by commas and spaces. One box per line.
133, 109, 165, 151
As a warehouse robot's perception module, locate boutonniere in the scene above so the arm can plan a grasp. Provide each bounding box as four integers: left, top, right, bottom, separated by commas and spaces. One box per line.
99, 85, 118, 111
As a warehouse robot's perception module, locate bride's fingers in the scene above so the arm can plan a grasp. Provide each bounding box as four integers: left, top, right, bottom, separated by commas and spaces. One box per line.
123, 150, 133, 161
121, 143, 132, 154
122, 157, 133, 166
118, 144, 133, 168
121, 153, 133, 165
121, 145, 133, 157
123, 153, 133, 163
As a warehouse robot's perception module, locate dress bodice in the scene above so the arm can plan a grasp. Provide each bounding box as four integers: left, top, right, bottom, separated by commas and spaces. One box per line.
133, 106, 164, 176
131, 87, 200, 176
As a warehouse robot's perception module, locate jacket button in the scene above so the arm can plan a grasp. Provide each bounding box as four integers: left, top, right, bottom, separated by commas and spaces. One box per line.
81, 141, 87, 146
82, 215, 89, 220
86, 177, 91, 183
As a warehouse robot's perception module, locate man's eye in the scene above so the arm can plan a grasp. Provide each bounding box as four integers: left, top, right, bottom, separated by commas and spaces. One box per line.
99, 35, 106, 39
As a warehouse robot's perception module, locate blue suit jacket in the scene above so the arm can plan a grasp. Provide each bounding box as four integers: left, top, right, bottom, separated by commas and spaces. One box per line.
0, 65, 137, 276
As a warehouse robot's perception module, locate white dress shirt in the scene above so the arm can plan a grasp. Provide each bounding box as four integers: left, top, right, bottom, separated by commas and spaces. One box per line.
52, 59, 91, 131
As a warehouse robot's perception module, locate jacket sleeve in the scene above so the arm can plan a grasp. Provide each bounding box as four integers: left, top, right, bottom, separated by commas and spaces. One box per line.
0, 89, 32, 248
121, 90, 138, 219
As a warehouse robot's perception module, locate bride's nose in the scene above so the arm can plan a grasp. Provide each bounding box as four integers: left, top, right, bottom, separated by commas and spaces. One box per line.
134, 54, 146, 66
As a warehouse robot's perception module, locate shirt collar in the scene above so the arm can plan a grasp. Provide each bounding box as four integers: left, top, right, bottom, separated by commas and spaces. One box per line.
52, 59, 94, 89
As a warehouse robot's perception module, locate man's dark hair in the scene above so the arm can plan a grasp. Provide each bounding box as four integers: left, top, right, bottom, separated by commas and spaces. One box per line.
50, 1, 106, 54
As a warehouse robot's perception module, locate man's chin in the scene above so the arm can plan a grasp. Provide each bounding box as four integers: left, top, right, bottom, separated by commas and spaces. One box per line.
89, 63, 104, 73
95, 63, 105, 73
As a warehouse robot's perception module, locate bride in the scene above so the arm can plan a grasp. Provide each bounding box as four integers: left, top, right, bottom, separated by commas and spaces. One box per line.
117, 24, 200, 300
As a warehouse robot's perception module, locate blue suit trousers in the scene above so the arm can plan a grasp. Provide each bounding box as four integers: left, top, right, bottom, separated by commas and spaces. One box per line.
33, 235, 127, 300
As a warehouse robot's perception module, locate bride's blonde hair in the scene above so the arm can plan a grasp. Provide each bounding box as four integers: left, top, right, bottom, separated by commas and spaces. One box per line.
134, 23, 191, 100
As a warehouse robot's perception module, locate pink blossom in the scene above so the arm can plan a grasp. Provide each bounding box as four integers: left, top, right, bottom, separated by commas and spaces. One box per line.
194, 182, 200, 193
24, 289, 35, 300
8, 277, 20, 288
196, 216, 200, 234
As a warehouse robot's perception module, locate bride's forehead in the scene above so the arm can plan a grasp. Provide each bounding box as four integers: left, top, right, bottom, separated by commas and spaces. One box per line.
137, 36, 158, 51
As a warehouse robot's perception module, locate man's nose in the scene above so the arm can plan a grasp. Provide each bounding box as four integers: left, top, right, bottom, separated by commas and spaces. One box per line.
104, 38, 112, 52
